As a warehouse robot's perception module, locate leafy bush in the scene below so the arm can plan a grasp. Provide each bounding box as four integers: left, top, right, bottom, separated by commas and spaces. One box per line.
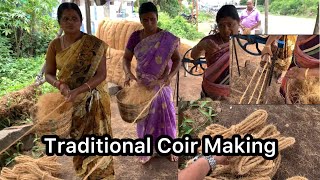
198, 11, 214, 23
0, 55, 56, 97
241, 0, 266, 5
158, 0, 180, 18
0, 0, 59, 58
240, 0, 317, 17
137, 0, 180, 18
0, 36, 12, 60
270, 0, 318, 17
158, 12, 205, 40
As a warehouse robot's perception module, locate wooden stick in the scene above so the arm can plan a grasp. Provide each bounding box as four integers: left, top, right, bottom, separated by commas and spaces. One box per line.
256, 68, 269, 104
248, 61, 268, 104
239, 65, 260, 104
0, 101, 68, 155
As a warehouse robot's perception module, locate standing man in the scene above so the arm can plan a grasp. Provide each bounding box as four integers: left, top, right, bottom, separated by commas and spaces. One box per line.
240, 0, 262, 34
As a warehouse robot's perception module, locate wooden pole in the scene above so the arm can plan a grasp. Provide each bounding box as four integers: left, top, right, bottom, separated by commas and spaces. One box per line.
314, 4, 319, 34
85, 0, 92, 34
264, 0, 268, 34
196, 0, 198, 31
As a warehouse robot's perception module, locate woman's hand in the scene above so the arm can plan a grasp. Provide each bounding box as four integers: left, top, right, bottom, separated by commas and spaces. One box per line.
261, 45, 273, 58
59, 83, 70, 96
198, 39, 221, 54
285, 67, 306, 81
213, 156, 229, 165
243, 28, 251, 35
124, 72, 137, 87
147, 79, 164, 89
65, 89, 80, 102
163, 75, 172, 86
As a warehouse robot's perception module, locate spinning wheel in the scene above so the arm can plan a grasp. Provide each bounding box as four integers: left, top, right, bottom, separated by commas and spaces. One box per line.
181, 48, 207, 76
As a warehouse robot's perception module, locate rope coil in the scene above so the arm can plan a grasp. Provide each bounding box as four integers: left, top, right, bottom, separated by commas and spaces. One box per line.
239, 57, 271, 104
193, 110, 295, 179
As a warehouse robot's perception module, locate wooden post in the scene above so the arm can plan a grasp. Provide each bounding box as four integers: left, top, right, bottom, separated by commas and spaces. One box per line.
192, 0, 194, 16
85, 0, 92, 34
314, 4, 319, 34
264, 0, 268, 34
196, 0, 198, 31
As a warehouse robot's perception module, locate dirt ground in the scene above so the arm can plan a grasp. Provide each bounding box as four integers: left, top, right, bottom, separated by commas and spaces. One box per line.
179, 101, 320, 180
56, 96, 178, 180
230, 38, 285, 104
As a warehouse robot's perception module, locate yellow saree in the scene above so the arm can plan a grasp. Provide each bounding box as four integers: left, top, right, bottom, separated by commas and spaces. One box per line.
55, 34, 114, 179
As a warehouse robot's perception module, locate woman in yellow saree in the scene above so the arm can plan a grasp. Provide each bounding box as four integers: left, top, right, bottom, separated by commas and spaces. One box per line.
44, 3, 114, 179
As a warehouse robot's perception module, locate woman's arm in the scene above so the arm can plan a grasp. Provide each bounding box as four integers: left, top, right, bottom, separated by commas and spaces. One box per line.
191, 38, 220, 60
261, 35, 283, 64
178, 156, 227, 180
191, 42, 205, 60
122, 49, 137, 86
178, 157, 210, 180
45, 41, 59, 87
45, 40, 70, 96
285, 67, 319, 80
167, 47, 181, 80
265, 35, 282, 47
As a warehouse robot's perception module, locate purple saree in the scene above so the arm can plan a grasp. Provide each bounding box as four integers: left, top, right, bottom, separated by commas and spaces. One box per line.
127, 30, 179, 146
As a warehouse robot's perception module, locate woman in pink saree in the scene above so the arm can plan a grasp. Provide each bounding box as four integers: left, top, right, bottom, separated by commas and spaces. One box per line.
191, 5, 240, 100
122, 2, 181, 164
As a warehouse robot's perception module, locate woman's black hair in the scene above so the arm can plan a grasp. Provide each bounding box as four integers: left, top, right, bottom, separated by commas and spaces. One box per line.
139, 2, 158, 19
216, 5, 240, 23
57, 2, 83, 23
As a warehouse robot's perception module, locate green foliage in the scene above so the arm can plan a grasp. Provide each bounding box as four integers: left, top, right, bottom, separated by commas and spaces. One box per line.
189, 100, 217, 119
240, 0, 317, 17
179, 117, 194, 137
0, 36, 12, 59
240, 0, 266, 5
5, 152, 20, 166
158, 12, 204, 40
0, 55, 45, 97
0, 0, 59, 58
269, 0, 318, 17
158, 0, 180, 18
137, 0, 180, 18
178, 100, 218, 138
198, 11, 214, 23
240, 0, 247, 5
32, 134, 45, 158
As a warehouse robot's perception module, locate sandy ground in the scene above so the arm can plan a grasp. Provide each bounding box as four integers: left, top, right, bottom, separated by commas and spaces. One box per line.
57, 96, 178, 180
179, 101, 320, 180
229, 38, 285, 104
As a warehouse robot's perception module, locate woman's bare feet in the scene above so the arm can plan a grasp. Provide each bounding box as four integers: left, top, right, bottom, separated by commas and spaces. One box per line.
169, 154, 178, 162
139, 156, 152, 164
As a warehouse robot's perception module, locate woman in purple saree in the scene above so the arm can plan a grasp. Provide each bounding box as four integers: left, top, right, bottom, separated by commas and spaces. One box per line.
122, 2, 181, 164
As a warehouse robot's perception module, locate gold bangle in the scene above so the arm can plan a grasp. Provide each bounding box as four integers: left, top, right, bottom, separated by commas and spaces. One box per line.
84, 83, 91, 92
304, 68, 309, 79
